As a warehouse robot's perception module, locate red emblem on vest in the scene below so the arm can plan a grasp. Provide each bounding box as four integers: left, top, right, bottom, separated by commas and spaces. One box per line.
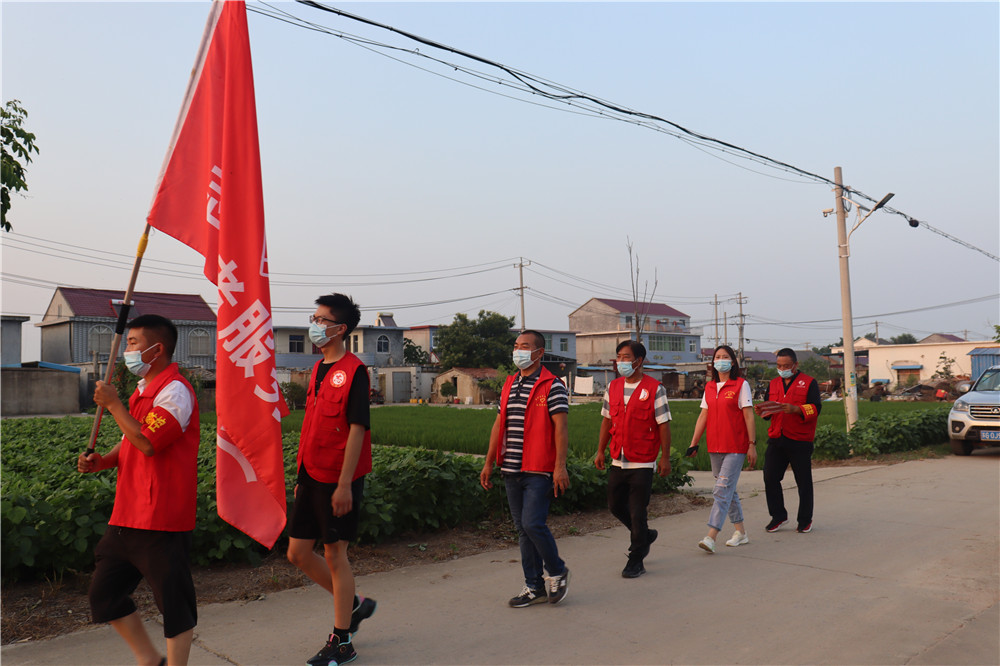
638, 388, 649, 401
330, 370, 348, 388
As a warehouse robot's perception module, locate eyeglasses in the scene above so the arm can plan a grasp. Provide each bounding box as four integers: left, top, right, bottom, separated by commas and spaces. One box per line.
309, 314, 341, 327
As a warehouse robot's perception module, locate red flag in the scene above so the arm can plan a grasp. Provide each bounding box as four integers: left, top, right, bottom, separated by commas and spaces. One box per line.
147, 0, 287, 548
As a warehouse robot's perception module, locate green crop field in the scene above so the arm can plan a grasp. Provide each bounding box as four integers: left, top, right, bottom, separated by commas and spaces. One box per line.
201, 398, 947, 466
361, 398, 947, 463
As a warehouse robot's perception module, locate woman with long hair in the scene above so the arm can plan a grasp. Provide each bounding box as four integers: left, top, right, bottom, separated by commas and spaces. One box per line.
686, 345, 757, 553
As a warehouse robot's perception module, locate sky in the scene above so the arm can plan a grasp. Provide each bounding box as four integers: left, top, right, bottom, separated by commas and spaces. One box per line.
2, 1, 998, 363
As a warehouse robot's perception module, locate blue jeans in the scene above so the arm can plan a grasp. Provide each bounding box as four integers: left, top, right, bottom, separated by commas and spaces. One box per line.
708, 453, 746, 531
504, 473, 565, 591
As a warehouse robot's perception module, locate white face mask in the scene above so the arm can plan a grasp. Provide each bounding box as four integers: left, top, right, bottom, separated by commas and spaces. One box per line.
617, 361, 635, 378
778, 368, 794, 379
512, 349, 536, 370
123, 344, 158, 377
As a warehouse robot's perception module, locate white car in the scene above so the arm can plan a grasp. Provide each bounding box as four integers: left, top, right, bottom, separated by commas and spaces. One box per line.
948, 365, 1000, 455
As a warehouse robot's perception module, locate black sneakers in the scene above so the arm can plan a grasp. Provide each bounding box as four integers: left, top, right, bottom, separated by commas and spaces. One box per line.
621, 557, 646, 579
306, 634, 357, 666
547, 568, 570, 604
509, 585, 547, 608
349, 596, 377, 634
623, 529, 656, 577
797, 521, 813, 533
765, 518, 787, 533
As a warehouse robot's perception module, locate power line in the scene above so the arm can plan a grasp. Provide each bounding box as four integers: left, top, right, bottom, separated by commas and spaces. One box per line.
254, 1, 998, 263
746, 293, 998, 326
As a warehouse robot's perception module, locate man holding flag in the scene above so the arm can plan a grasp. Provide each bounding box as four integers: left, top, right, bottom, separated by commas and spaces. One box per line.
78, 1, 288, 657
79, 315, 199, 666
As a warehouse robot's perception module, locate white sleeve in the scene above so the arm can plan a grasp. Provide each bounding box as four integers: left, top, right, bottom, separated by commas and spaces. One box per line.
152, 380, 194, 431
739, 381, 753, 408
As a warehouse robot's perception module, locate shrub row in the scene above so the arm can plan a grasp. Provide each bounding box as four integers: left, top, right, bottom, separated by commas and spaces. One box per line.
813, 407, 949, 460
1, 417, 693, 583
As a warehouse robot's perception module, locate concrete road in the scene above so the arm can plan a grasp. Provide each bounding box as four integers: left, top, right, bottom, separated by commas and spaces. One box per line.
4, 453, 998, 665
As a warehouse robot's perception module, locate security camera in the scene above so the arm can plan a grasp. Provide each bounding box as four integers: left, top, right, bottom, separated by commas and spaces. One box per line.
822, 208, 834, 217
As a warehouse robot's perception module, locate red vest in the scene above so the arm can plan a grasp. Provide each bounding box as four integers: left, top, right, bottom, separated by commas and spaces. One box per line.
704, 377, 750, 454
495, 367, 558, 473
608, 374, 662, 463
109, 363, 199, 532
298, 353, 373, 484
766, 373, 820, 442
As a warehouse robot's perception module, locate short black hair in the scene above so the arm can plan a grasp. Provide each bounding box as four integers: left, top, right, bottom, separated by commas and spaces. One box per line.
315, 293, 361, 336
710, 344, 741, 382
776, 348, 797, 362
519, 329, 545, 349
616, 339, 647, 360
127, 314, 177, 358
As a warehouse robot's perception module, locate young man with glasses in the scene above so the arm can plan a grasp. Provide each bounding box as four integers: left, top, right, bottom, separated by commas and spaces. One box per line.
288, 293, 376, 666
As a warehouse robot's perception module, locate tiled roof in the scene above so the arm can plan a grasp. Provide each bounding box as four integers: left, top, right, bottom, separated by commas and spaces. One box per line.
56, 287, 215, 322
920, 333, 964, 343
594, 298, 689, 319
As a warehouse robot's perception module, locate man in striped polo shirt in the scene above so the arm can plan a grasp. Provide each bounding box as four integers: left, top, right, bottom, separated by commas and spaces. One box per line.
480, 330, 571, 607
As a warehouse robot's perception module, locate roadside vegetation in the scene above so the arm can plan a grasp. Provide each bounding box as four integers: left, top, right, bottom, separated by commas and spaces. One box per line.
1, 400, 947, 583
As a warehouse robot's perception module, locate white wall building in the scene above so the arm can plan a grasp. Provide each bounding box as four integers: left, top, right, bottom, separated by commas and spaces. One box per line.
866, 340, 996, 387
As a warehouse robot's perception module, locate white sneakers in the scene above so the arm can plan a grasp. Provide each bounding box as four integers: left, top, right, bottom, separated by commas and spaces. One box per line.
726, 531, 749, 547
700, 532, 748, 553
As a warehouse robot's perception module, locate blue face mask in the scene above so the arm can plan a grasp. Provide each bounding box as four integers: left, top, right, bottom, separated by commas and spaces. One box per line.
778, 368, 794, 379
123, 344, 158, 377
714, 359, 733, 373
512, 349, 536, 370
617, 361, 634, 377
308, 321, 331, 347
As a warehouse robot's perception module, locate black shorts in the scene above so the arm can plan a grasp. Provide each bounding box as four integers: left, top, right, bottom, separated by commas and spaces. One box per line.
289, 473, 365, 544
88, 526, 197, 638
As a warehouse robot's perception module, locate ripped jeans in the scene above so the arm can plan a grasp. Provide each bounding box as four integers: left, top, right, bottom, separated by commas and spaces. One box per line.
708, 452, 746, 531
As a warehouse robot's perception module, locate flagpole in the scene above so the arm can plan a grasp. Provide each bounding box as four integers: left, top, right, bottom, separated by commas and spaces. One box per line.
85, 224, 151, 455
86, 3, 222, 456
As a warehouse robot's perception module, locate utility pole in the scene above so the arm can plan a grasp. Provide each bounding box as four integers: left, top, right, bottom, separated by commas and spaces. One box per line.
736, 291, 747, 364
874, 320, 879, 343
834, 167, 860, 430
713, 294, 719, 349
723, 311, 728, 345
516, 257, 529, 331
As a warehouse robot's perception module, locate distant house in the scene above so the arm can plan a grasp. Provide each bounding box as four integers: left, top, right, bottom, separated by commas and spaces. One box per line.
37, 287, 217, 372
433, 367, 499, 405
1, 315, 30, 365
867, 340, 994, 388
275, 312, 433, 403
405, 325, 440, 363
570, 297, 701, 366
918, 333, 965, 344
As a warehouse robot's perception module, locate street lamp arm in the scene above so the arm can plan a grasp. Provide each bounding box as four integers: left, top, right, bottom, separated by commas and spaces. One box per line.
847, 192, 894, 240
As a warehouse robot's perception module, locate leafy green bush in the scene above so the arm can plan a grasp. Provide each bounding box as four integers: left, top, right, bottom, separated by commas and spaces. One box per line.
279, 381, 307, 410
811, 407, 949, 460
0, 412, 695, 583
847, 407, 948, 457
1, 417, 120, 582
813, 425, 850, 460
